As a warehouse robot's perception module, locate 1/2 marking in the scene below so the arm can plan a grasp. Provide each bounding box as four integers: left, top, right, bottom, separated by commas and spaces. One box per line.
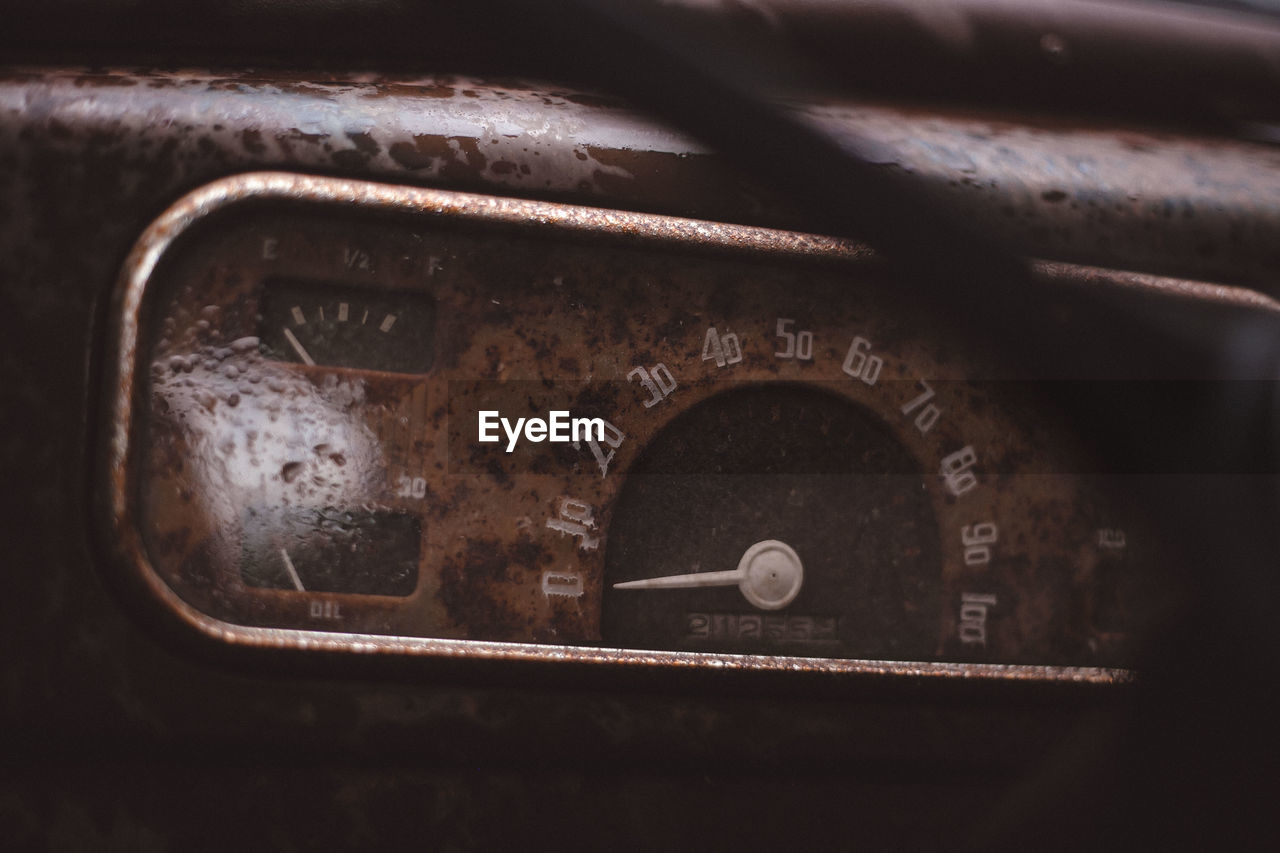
343, 247, 372, 271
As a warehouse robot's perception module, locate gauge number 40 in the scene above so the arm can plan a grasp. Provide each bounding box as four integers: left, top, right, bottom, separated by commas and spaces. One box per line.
702, 326, 742, 368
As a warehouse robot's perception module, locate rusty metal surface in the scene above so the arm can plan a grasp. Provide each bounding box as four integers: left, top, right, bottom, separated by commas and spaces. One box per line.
8, 0, 1280, 132
0, 68, 765, 229
0, 68, 1133, 765
802, 101, 1280, 287
5, 68, 1280, 288
101, 171, 1270, 684
2, 66, 1275, 849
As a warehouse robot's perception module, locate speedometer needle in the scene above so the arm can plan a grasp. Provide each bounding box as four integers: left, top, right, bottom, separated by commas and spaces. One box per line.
614, 569, 745, 590
613, 540, 804, 611
281, 327, 316, 366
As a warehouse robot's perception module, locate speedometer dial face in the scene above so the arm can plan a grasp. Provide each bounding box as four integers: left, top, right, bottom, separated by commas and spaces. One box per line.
604, 384, 942, 660
109, 175, 1164, 679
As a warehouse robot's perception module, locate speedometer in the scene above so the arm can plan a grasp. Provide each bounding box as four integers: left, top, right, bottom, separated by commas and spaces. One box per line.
103, 173, 1172, 681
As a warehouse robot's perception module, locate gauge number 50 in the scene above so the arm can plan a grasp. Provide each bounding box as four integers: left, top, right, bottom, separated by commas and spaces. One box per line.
774, 319, 814, 361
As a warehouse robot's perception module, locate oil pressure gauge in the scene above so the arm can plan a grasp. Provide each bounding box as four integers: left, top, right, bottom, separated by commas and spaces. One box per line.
103, 172, 1171, 682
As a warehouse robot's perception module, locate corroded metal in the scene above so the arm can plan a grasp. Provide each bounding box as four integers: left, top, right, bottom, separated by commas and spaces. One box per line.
9, 59, 1280, 853
103, 171, 1276, 684
7, 68, 1280, 289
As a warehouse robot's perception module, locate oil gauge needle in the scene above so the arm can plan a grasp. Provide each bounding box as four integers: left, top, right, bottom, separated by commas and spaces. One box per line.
279, 547, 306, 591
281, 327, 316, 366
613, 540, 804, 611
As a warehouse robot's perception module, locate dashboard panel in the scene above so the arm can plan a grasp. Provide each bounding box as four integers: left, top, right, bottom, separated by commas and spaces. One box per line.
110, 172, 1180, 680
6, 4, 1280, 847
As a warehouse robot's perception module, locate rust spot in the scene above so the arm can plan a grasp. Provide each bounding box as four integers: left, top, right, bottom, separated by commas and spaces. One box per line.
241, 130, 267, 155
360, 83, 456, 99
388, 135, 486, 177
332, 149, 370, 169
73, 74, 136, 88
438, 537, 542, 639
389, 140, 434, 171
562, 91, 627, 109
583, 146, 755, 214
346, 132, 380, 156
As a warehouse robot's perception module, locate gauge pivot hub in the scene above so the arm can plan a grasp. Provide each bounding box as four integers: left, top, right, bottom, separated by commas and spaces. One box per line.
739, 540, 804, 610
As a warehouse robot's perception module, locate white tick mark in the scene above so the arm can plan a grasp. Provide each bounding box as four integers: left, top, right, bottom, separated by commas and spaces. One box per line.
281, 328, 316, 366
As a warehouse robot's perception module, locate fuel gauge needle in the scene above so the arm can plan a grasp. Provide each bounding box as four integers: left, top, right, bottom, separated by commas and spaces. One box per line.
279, 547, 306, 591
281, 327, 316, 366
613, 540, 804, 611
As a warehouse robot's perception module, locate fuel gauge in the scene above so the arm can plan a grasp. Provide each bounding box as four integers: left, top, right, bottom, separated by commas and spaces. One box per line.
259, 279, 436, 373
